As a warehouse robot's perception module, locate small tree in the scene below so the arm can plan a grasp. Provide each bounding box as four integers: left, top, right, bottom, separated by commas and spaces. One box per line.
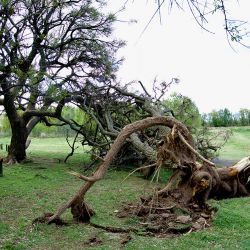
162, 93, 202, 129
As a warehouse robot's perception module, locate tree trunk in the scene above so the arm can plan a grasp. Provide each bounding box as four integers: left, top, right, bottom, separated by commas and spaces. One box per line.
2, 83, 29, 163
7, 119, 28, 163
47, 116, 192, 222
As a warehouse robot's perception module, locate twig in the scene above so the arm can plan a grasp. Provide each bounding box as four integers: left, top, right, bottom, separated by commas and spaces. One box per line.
138, 81, 151, 98
122, 163, 157, 183
68, 171, 100, 182
91, 153, 105, 162
150, 165, 161, 183
177, 131, 215, 167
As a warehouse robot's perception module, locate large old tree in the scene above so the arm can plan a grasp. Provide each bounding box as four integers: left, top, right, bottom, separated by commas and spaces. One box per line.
0, 0, 248, 165
0, 0, 124, 163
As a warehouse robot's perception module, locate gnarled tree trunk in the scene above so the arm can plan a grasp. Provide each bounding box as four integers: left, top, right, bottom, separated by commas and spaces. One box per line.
7, 120, 28, 163
35, 115, 250, 232
46, 116, 193, 223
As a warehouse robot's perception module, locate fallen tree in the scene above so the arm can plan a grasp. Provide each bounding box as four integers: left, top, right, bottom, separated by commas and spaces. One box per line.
36, 116, 250, 234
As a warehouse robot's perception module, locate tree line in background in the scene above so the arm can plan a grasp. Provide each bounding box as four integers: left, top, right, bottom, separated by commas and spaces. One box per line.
203, 108, 250, 127
1, 96, 249, 137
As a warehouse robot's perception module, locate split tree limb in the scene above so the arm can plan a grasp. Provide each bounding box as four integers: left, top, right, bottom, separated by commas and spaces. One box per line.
122, 163, 157, 183
68, 171, 100, 182
177, 131, 215, 167
47, 116, 192, 222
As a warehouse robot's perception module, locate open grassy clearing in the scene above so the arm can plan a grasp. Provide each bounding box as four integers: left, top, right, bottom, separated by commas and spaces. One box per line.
0, 137, 90, 164
218, 127, 250, 160
1, 163, 250, 249
1, 131, 250, 249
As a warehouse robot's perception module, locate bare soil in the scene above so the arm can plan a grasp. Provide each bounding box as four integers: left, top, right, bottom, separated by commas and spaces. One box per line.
117, 189, 216, 237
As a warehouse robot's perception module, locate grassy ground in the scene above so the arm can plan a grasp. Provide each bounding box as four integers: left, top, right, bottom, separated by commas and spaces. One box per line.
218, 126, 250, 160
0, 137, 88, 163
1, 133, 250, 249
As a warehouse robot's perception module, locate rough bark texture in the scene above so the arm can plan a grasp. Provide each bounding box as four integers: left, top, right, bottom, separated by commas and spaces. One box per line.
39, 116, 250, 225
47, 116, 191, 222
7, 121, 28, 163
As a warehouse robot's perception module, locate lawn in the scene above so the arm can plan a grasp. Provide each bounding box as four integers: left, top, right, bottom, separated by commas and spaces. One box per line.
218, 126, 250, 160
1, 133, 250, 249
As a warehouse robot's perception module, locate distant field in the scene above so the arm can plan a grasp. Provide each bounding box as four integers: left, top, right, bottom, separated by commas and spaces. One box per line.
215, 126, 250, 161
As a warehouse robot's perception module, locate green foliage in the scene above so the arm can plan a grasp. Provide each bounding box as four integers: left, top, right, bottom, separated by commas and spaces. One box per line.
208, 108, 233, 127
204, 108, 250, 127
163, 93, 202, 128
0, 106, 89, 137
0, 0, 124, 147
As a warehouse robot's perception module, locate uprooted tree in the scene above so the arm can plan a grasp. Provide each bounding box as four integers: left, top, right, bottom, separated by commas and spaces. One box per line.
36, 116, 250, 234
61, 82, 230, 178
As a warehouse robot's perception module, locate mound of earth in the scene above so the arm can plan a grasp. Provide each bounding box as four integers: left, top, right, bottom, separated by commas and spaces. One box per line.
117, 189, 216, 237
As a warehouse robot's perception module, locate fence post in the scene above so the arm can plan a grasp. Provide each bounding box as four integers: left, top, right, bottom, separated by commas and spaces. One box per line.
0, 158, 3, 177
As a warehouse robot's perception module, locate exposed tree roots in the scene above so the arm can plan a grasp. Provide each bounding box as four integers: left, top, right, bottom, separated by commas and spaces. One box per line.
117, 190, 216, 236
34, 116, 250, 237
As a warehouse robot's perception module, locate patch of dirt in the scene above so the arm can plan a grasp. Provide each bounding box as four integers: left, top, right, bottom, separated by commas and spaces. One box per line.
32, 213, 68, 226
117, 189, 216, 237
84, 236, 103, 247
29, 157, 63, 164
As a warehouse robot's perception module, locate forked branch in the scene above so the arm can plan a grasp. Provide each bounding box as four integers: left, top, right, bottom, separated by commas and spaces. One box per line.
47, 116, 192, 222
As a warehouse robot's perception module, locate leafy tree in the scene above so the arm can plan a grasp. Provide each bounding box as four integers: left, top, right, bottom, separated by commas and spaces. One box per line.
0, 0, 124, 163
163, 93, 202, 129
239, 109, 250, 126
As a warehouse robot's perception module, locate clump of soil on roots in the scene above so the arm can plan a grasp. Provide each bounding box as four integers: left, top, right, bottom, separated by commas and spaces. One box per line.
117, 189, 216, 237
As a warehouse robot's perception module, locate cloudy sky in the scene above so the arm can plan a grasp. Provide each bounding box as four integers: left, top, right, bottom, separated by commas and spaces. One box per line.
107, 1, 250, 114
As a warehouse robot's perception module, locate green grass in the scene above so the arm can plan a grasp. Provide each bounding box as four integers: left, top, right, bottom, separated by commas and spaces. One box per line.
1, 132, 250, 249
0, 163, 150, 249
216, 127, 250, 160
0, 137, 90, 164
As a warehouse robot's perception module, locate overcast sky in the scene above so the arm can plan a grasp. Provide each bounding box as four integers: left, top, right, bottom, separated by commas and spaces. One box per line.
107, 1, 250, 114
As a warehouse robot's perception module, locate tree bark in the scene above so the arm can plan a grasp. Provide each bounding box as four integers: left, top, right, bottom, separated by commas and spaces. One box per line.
47, 116, 192, 222
2, 83, 29, 163
7, 119, 28, 163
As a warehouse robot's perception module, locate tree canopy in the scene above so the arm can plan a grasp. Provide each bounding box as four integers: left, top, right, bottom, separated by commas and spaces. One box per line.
0, 0, 124, 162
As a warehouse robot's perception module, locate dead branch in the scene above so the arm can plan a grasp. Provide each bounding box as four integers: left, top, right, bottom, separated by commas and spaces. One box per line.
47, 116, 191, 222
68, 171, 100, 182
122, 163, 157, 183
177, 131, 215, 167
64, 130, 80, 163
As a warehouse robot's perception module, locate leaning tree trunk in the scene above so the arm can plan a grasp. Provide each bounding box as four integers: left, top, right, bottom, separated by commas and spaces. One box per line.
47, 116, 192, 223
37, 115, 250, 226
39, 115, 250, 225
